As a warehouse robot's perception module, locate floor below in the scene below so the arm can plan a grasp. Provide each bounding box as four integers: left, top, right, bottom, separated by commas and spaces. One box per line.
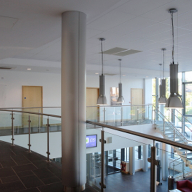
0, 140, 182, 192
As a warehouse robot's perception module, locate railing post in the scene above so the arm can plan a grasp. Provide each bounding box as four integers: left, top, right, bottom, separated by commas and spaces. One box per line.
11, 111, 14, 146
173, 163, 175, 178
152, 106, 154, 124
137, 107, 139, 125
174, 129, 176, 142
104, 107, 106, 123
121, 106, 123, 126
148, 104, 149, 120
28, 115, 31, 152
46, 117, 50, 162
163, 119, 165, 135
182, 116, 185, 135
38, 109, 40, 133
148, 144, 157, 192
182, 160, 185, 179
100, 130, 106, 191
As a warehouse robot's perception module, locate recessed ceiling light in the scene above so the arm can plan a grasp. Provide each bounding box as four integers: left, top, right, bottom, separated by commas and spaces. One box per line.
123, 75, 126, 76
27, 68, 31, 71
146, 76, 148, 78
95, 73, 99, 75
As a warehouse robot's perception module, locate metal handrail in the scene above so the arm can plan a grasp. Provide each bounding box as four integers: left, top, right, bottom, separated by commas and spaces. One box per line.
0, 106, 61, 109
173, 111, 192, 133
154, 107, 188, 142
0, 109, 61, 118
175, 109, 192, 126
169, 157, 182, 168
86, 120, 192, 151
86, 104, 152, 107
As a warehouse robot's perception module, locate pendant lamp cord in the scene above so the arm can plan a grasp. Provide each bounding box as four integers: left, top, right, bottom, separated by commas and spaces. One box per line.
163, 50, 164, 79
101, 40, 104, 75
171, 12, 175, 64
118, 59, 122, 83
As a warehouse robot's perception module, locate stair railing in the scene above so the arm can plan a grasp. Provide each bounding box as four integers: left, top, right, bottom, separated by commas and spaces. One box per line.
154, 107, 188, 143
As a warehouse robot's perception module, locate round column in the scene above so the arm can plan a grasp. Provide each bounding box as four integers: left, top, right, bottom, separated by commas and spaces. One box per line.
61, 11, 86, 191
129, 147, 135, 175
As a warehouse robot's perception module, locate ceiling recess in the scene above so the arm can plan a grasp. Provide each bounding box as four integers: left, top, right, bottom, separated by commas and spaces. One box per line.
101, 47, 141, 56
0, 67, 12, 70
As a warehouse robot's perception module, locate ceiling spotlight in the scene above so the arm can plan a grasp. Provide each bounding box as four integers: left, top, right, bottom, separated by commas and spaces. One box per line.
27, 68, 31, 71
165, 8, 183, 109
95, 73, 99, 75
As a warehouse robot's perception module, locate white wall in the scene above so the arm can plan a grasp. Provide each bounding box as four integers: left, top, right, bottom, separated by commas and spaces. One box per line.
0, 70, 61, 108
0, 71, 151, 108
87, 75, 144, 105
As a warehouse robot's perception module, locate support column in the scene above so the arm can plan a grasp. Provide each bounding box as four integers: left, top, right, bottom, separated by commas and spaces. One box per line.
61, 11, 86, 191
161, 143, 168, 181
129, 147, 135, 175
143, 145, 148, 172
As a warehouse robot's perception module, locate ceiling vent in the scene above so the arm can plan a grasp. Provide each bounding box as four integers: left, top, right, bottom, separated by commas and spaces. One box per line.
102, 47, 127, 55
0, 67, 12, 70
101, 47, 141, 56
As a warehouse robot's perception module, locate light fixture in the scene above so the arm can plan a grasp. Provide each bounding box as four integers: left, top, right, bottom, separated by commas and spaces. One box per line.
27, 68, 31, 71
97, 38, 107, 105
95, 73, 99, 75
158, 48, 167, 104
165, 8, 183, 109
117, 59, 124, 103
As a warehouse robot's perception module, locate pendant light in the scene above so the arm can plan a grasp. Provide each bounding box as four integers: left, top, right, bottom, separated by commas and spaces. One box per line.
165, 8, 183, 109
158, 48, 167, 104
97, 38, 107, 105
117, 59, 124, 103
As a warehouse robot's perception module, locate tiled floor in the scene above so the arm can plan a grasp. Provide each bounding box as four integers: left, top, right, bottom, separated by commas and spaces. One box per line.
0, 140, 178, 192
103, 171, 175, 192
0, 140, 63, 192
0, 140, 99, 192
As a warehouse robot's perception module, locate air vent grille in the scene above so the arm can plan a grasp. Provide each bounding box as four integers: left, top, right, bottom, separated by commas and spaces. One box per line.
101, 47, 141, 56
102, 47, 127, 55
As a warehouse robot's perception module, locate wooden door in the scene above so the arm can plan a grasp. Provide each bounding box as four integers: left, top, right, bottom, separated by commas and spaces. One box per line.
131, 88, 143, 120
86, 88, 99, 121
22, 86, 43, 127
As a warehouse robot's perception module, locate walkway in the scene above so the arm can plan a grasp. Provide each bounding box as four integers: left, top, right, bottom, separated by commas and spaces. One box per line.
0, 140, 178, 192
0, 141, 96, 192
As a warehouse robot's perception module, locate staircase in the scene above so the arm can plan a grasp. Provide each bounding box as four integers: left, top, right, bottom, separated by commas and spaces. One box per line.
154, 109, 192, 181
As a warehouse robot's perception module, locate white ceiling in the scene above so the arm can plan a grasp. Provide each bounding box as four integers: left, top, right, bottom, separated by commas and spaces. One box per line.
1, 0, 192, 78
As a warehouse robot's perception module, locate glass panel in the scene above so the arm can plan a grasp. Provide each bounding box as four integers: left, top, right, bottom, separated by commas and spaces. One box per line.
103, 130, 150, 192
184, 117, 192, 141
185, 71, 192, 82
105, 106, 115, 125
86, 106, 99, 122
185, 83, 192, 115
86, 126, 101, 191
0, 111, 12, 136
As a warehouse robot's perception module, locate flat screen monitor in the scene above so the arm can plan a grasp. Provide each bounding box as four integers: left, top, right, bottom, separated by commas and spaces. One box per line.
86, 135, 97, 148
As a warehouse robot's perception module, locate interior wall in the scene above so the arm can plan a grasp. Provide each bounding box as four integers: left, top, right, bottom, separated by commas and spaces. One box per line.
0, 71, 151, 109
0, 70, 61, 108
86, 75, 144, 105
